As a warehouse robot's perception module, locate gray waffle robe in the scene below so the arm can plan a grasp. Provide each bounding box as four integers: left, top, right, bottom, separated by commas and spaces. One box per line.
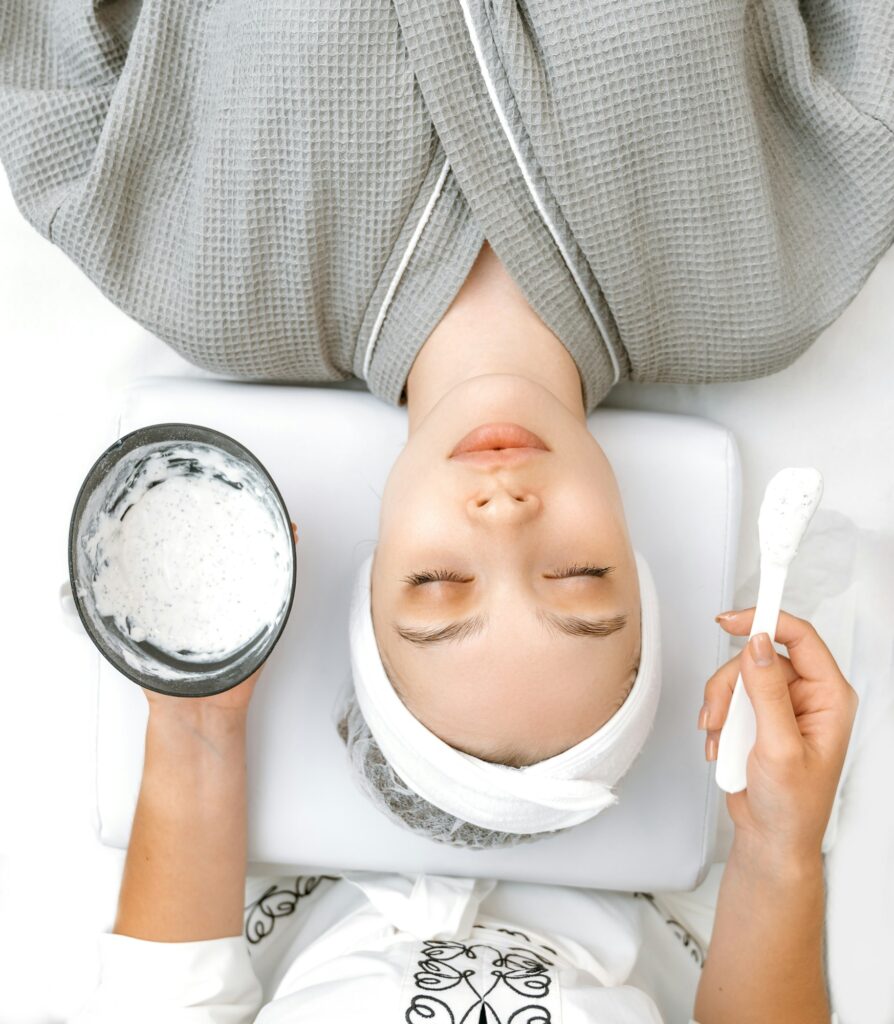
1, 1, 892, 411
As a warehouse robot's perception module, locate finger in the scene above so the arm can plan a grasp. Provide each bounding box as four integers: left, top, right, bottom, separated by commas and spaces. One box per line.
700, 652, 742, 730
701, 649, 797, 732
739, 632, 802, 756
290, 521, 299, 544
716, 608, 844, 683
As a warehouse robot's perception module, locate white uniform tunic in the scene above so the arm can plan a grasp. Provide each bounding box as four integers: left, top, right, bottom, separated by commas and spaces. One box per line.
68, 873, 701, 1023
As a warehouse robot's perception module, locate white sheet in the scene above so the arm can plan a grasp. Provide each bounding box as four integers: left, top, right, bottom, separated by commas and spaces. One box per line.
1, 164, 891, 1023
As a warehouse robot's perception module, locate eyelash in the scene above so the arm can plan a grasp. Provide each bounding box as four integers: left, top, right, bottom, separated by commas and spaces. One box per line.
550, 564, 612, 579
402, 569, 470, 585
403, 564, 611, 586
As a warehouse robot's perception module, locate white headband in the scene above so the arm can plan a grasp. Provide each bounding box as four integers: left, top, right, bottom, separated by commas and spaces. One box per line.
348, 549, 662, 834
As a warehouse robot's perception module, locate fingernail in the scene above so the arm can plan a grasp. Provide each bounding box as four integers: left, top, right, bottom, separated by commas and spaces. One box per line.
697, 702, 710, 730
705, 736, 717, 761
750, 632, 774, 667
714, 610, 739, 622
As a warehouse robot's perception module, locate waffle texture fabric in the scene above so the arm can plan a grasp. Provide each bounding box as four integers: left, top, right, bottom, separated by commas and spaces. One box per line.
1, 0, 892, 411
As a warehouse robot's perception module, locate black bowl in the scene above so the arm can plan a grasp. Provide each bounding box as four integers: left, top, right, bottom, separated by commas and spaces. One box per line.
68, 423, 297, 697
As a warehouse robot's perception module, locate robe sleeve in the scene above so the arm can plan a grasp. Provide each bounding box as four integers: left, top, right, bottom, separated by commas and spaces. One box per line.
0, 0, 142, 237
68, 933, 265, 1024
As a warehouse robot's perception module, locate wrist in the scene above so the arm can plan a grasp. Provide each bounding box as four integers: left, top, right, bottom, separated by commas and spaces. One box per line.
729, 832, 824, 888
148, 696, 248, 727
147, 699, 248, 759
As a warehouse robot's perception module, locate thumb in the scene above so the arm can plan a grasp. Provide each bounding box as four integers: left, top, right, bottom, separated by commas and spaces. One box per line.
740, 632, 801, 755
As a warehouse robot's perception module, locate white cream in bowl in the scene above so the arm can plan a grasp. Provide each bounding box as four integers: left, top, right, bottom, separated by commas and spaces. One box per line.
77, 440, 293, 681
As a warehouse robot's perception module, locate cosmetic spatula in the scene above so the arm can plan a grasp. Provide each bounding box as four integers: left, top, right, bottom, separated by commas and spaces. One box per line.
715, 467, 824, 794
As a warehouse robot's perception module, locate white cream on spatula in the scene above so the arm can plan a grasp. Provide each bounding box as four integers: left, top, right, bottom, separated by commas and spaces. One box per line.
715, 467, 824, 793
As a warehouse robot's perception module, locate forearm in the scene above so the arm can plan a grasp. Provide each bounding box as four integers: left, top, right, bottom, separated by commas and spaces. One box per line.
113, 704, 249, 942
694, 839, 829, 1024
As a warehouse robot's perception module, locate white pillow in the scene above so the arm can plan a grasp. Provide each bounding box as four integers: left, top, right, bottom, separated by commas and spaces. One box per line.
95, 377, 740, 891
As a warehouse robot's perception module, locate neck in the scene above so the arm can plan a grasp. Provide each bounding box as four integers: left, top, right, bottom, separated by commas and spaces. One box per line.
405, 242, 586, 432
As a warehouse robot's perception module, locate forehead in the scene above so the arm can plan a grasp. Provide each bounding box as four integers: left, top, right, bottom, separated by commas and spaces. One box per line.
378, 601, 642, 761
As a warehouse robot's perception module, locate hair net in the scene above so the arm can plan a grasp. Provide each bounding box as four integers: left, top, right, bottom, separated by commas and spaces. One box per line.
336, 691, 563, 850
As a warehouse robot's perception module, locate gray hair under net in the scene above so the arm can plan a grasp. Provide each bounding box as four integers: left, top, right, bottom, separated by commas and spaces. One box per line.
337, 692, 565, 850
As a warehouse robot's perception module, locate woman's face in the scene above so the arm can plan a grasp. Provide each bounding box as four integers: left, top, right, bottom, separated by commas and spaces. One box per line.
372, 374, 641, 766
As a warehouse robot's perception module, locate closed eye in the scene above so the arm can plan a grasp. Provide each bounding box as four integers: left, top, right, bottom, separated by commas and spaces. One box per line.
402, 569, 472, 585
545, 564, 613, 579
402, 564, 613, 585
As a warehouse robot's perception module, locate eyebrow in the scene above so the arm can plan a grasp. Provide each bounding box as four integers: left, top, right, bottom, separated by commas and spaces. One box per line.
393, 614, 487, 646
393, 611, 628, 646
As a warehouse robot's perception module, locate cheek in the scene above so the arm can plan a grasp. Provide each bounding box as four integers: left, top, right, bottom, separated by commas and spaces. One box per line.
378, 455, 421, 539
568, 445, 625, 510
381, 468, 461, 547
558, 485, 628, 545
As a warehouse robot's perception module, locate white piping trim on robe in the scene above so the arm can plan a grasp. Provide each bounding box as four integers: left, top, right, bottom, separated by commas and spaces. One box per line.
362, 157, 452, 380
456, 0, 622, 385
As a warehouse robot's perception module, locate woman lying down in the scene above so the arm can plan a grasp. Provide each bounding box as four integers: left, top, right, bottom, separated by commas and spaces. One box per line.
3, 2, 882, 1015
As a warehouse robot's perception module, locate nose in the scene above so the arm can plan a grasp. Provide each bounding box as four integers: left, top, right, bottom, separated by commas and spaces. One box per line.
467, 483, 542, 524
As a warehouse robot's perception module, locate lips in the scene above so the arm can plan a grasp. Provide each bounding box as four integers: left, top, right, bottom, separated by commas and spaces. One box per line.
450, 422, 549, 457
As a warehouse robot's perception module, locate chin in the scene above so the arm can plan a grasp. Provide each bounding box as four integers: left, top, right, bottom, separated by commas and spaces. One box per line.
442, 375, 573, 431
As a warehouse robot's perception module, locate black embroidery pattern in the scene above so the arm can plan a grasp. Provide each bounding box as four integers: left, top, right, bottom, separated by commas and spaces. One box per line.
405, 937, 554, 1024
243, 875, 337, 945
473, 925, 558, 958
634, 892, 706, 967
